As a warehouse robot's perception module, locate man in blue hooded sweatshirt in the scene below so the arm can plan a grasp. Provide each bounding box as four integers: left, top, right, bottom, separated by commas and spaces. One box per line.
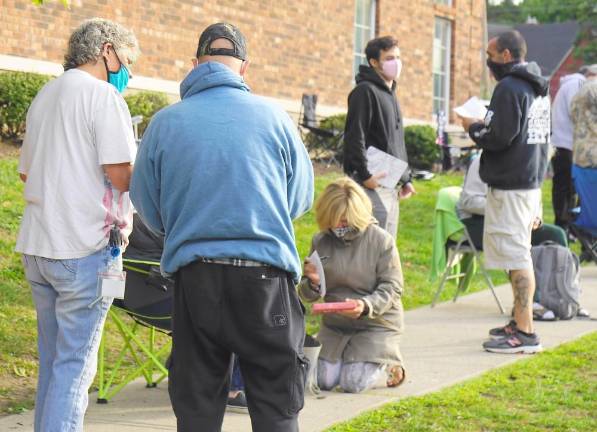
130, 23, 314, 432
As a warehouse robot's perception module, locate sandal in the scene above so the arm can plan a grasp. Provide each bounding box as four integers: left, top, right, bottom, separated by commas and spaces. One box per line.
386, 365, 405, 388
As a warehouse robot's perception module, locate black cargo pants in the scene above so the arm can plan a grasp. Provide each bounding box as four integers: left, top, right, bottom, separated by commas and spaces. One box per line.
168, 261, 307, 432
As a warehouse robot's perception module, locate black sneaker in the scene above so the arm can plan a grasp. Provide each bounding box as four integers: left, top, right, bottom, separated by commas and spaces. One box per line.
488, 320, 517, 340
226, 391, 248, 413
483, 330, 542, 354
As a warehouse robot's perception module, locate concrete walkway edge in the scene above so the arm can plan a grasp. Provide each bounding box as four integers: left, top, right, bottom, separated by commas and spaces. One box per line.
1, 267, 596, 432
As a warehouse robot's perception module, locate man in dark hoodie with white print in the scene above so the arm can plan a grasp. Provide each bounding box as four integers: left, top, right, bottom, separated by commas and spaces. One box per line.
462, 30, 550, 354
343, 36, 414, 241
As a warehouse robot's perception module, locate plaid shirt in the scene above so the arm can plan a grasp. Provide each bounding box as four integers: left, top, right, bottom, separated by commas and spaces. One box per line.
198, 257, 269, 267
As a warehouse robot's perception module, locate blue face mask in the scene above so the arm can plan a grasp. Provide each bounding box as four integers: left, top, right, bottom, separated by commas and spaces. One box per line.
104, 49, 130, 93
108, 63, 130, 93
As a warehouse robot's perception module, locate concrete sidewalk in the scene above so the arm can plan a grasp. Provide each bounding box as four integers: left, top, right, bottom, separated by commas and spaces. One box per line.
2, 267, 596, 432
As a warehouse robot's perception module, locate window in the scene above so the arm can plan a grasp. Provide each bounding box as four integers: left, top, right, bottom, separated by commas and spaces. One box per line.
353, 0, 377, 77
432, 17, 452, 117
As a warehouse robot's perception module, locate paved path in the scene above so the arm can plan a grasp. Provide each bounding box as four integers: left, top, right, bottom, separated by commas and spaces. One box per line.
2, 267, 596, 432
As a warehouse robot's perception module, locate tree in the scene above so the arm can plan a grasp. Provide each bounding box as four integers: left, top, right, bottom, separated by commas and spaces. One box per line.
487, 0, 526, 24
486, 0, 596, 64
520, 0, 596, 23
31, 0, 69, 6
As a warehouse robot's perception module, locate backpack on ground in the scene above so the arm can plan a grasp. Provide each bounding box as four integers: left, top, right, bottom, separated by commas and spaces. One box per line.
531, 242, 580, 320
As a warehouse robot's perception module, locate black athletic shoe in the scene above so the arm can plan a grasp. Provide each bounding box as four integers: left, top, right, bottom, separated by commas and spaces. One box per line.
483, 330, 542, 354
488, 320, 517, 340
226, 391, 248, 413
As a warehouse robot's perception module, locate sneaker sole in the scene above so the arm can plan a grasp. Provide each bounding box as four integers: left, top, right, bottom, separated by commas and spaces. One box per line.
484, 344, 543, 354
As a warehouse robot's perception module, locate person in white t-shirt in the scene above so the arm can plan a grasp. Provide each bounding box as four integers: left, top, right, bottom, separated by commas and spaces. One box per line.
16, 18, 139, 432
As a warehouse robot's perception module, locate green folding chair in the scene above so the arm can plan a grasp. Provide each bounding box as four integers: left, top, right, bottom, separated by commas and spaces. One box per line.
96, 215, 173, 403
430, 186, 505, 313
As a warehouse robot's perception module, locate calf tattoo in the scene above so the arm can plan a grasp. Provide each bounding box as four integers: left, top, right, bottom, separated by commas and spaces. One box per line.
512, 273, 531, 310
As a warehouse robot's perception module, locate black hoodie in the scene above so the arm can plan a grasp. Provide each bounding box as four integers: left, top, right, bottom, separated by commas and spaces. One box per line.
469, 62, 550, 190
343, 65, 411, 184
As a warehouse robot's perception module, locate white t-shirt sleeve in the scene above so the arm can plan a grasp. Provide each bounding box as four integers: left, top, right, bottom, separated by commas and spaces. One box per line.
93, 90, 137, 165
18, 104, 38, 175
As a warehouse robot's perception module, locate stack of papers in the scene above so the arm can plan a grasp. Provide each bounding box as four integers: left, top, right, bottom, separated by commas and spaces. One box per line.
366, 146, 408, 190
308, 250, 326, 297
453, 96, 488, 120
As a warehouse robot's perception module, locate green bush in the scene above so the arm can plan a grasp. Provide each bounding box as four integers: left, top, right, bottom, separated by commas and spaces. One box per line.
404, 124, 440, 170
0, 72, 51, 141
318, 113, 346, 131
124, 91, 170, 137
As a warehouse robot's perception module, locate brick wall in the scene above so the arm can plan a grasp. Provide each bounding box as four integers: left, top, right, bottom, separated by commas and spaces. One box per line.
1, 0, 486, 122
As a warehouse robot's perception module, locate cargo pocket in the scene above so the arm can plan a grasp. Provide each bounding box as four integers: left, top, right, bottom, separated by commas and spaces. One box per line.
288, 354, 309, 415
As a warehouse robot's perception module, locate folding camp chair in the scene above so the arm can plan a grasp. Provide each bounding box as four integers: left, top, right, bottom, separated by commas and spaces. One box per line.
96, 215, 173, 403
298, 94, 344, 167
430, 186, 505, 313
570, 165, 597, 265
131, 115, 143, 146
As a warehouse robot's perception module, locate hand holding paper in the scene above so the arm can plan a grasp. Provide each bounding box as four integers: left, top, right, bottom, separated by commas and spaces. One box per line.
366, 147, 408, 190
305, 251, 326, 297
454, 96, 487, 120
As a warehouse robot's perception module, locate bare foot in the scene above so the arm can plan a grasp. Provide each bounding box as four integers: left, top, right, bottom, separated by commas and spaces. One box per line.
386, 365, 405, 387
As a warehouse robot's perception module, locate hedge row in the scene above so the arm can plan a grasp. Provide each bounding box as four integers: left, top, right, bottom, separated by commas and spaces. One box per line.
0, 71, 169, 142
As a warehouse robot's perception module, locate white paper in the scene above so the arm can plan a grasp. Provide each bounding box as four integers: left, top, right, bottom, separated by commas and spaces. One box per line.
308, 251, 326, 298
453, 96, 488, 120
366, 146, 408, 189
99, 272, 126, 299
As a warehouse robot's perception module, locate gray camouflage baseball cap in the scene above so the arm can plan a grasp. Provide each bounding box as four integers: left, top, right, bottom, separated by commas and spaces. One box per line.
196, 23, 247, 61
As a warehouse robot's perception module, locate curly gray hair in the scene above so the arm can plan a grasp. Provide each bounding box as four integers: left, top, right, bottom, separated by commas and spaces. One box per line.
63, 18, 140, 71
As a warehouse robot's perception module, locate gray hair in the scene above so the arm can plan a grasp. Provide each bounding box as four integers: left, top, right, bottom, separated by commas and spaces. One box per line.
580, 64, 597, 77
63, 18, 140, 71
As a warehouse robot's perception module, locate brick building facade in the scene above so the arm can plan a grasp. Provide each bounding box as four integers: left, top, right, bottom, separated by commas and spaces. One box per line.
1, 0, 486, 124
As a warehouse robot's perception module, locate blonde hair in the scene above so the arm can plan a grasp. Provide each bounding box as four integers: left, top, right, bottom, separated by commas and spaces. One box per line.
315, 177, 373, 231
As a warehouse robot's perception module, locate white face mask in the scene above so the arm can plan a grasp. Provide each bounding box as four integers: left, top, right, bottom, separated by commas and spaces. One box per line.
331, 226, 355, 238
381, 58, 403, 81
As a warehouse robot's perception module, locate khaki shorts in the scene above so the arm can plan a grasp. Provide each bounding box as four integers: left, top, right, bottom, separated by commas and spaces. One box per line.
483, 188, 542, 271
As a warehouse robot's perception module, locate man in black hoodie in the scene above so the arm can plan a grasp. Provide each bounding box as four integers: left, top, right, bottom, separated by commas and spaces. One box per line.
343, 36, 414, 240
462, 30, 550, 354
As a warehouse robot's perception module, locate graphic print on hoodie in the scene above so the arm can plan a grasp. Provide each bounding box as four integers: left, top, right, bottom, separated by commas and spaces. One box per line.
469, 62, 550, 190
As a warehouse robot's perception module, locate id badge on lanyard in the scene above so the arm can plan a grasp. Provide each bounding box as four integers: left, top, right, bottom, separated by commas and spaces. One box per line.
89, 225, 126, 308
100, 225, 126, 298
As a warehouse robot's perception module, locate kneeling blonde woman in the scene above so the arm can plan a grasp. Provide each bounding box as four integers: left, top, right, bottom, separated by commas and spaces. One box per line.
300, 177, 405, 393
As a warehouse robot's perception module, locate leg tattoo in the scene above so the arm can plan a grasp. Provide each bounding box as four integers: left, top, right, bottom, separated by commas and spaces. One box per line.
510, 269, 535, 333
512, 273, 531, 310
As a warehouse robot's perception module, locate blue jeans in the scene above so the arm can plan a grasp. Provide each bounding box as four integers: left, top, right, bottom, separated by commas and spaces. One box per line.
230, 354, 244, 391
22, 248, 112, 432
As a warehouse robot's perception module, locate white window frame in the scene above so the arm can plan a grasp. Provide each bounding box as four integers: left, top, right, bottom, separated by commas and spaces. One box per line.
353, 0, 377, 77
432, 17, 452, 118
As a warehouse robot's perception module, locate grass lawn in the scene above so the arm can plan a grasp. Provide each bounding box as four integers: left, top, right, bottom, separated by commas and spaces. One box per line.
0, 151, 559, 416
326, 332, 597, 432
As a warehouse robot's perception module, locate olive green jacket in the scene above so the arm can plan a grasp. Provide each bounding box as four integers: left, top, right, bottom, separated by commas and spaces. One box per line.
299, 223, 404, 366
